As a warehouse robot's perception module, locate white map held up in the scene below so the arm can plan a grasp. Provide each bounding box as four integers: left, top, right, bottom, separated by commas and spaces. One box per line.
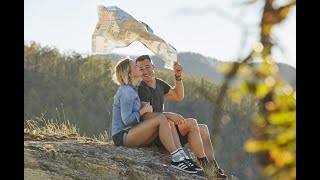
91, 5, 177, 70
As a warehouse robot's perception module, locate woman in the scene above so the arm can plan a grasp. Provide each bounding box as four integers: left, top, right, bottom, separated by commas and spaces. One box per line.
111, 57, 197, 174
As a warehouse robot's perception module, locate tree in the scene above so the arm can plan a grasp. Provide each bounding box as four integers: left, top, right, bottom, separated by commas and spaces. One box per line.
198, 0, 296, 179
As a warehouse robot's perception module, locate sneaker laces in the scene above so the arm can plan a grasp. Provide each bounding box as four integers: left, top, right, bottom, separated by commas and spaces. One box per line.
177, 156, 185, 162
183, 159, 194, 166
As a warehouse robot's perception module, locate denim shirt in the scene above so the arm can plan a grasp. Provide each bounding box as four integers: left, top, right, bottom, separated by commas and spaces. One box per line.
112, 84, 141, 136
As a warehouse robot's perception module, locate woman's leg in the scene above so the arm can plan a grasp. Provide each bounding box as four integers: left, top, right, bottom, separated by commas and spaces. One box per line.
125, 113, 177, 153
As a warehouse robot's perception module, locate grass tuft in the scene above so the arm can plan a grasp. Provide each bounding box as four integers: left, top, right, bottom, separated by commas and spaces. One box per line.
25, 115, 80, 137
24, 115, 112, 143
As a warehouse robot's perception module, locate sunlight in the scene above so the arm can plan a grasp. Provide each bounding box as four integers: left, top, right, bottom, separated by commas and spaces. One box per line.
265, 76, 276, 87
253, 42, 264, 53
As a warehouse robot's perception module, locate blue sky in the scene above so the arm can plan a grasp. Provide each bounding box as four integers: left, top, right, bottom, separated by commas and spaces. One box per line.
24, 0, 296, 68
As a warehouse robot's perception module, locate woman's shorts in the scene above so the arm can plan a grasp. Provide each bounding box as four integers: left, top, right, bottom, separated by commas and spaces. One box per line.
112, 130, 128, 146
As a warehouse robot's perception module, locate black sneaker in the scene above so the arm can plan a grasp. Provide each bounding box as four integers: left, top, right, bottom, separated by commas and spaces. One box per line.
185, 158, 203, 171
171, 159, 197, 174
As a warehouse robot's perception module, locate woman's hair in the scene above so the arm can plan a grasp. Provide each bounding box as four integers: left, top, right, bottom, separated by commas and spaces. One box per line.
112, 57, 131, 85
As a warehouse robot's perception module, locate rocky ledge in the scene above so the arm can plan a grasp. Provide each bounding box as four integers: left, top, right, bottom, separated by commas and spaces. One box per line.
24, 131, 210, 180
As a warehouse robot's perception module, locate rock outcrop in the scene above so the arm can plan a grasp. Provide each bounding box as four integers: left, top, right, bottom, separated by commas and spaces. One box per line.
24, 131, 208, 180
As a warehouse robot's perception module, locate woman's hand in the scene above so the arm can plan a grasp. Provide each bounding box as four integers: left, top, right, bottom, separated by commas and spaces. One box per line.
139, 103, 153, 116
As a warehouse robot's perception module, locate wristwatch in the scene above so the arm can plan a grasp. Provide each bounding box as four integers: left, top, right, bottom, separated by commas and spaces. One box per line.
175, 75, 182, 81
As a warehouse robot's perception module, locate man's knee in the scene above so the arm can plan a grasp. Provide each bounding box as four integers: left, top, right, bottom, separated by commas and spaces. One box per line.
186, 118, 199, 131
199, 124, 208, 131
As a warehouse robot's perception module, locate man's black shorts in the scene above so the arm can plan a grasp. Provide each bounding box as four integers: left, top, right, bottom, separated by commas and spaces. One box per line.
148, 125, 188, 148
175, 124, 189, 146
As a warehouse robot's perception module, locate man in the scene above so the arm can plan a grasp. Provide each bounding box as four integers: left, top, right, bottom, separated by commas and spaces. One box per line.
136, 55, 228, 179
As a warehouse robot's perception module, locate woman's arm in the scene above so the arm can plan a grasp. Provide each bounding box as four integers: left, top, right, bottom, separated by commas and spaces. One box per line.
120, 92, 140, 126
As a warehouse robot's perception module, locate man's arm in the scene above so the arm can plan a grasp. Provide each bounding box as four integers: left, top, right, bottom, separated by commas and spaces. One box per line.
163, 112, 185, 125
164, 80, 184, 101
164, 62, 184, 101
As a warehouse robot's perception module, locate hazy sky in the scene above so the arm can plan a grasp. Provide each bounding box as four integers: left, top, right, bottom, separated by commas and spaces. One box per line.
24, 0, 296, 68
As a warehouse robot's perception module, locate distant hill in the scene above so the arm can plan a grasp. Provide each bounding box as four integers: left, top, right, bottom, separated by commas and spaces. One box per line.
99, 52, 296, 87
276, 62, 296, 87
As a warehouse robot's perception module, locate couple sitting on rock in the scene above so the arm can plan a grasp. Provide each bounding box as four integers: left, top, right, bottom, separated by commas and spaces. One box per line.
111, 55, 228, 179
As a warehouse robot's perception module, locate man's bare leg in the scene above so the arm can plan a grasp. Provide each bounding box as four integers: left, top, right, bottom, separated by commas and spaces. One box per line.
177, 118, 206, 158
198, 124, 216, 162
175, 119, 227, 177
198, 124, 228, 178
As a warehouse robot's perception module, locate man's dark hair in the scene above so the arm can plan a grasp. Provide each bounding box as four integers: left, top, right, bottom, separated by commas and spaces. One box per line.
136, 55, 152, 63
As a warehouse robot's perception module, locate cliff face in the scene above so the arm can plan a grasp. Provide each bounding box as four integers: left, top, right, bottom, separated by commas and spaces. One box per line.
24, 131, 207, 180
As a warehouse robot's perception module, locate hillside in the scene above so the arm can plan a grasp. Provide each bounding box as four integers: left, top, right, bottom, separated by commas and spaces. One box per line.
104, 52, 296, 87
24, 130, 209, 180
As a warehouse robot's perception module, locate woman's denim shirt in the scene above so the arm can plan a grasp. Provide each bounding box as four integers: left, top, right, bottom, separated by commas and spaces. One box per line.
112, 84, 141, 136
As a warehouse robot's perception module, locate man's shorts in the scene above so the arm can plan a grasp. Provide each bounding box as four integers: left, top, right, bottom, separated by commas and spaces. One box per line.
175, 125, 189, 147
112, 130, 128, 146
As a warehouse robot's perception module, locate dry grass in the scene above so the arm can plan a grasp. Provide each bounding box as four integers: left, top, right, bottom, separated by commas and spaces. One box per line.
25, 116, 80, 137
204, 166, 219, 180
24, 115, 112, 143
94, 130, 112, 143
